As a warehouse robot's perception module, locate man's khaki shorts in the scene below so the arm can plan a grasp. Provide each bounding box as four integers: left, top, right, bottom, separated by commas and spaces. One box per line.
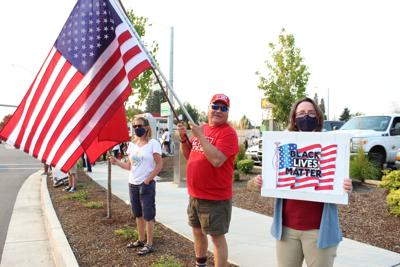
187, 197, 232, 235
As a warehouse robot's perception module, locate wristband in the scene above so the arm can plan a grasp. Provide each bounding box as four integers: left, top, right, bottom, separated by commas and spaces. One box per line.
179, 139, 186, 143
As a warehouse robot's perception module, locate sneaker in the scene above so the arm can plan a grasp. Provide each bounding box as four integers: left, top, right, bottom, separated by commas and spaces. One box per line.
63, 186, 72, 192
127, 240, 145, 248
68, 187, 76, 193
137, 244, 154, 256
53, 178, 66, 188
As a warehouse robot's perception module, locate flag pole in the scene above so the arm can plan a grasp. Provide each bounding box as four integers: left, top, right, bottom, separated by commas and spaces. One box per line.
112, 0, 195, 125
151, 68, 181, 123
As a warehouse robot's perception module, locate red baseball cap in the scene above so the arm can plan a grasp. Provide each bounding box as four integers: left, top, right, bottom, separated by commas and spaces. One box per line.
210, 93, 230, 107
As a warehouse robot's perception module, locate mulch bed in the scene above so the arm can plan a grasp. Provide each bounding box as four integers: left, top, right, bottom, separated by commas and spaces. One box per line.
48, 158, 400, 267
233, 170, 400, 254
47, 158, 237, 267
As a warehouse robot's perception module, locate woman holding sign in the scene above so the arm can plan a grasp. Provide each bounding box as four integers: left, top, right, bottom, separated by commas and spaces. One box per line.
255, 97, 352, 267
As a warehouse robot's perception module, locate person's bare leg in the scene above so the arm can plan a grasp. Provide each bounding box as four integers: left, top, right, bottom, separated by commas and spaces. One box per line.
211, 234, 228, 267
136, 217, 145, 241
145, 220, 154, 245
72, 174, 77, 188
193, 227, 208, 258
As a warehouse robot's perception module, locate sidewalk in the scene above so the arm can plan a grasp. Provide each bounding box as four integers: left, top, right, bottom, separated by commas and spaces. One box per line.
89, 162, 400, 267
0, 171, 78, 267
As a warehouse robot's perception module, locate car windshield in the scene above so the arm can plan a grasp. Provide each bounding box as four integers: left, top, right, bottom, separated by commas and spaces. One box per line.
341, 116, 390, 131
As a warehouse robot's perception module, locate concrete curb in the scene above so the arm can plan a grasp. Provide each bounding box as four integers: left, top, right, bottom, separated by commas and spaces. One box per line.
40, 172, 79, 267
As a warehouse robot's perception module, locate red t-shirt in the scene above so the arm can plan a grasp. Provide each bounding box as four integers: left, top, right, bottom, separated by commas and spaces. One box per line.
187, 123, 239, 200
283, 199, 324, 230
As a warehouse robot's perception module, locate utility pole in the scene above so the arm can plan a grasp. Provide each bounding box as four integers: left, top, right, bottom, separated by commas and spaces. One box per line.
327, 88, 330, 120
168, 27, 174, 134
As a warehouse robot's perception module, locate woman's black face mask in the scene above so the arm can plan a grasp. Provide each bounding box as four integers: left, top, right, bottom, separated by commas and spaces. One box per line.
295, 115, 318, 132
134, 127, 146, 137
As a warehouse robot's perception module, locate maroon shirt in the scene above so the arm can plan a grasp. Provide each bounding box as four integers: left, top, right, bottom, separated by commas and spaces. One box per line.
283, 199, 324, 230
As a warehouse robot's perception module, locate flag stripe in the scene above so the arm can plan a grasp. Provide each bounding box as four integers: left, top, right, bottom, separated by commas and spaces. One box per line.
29, 63, 75, 156
16, 52, 62, 150
298, 144, 321, 153
19, 54, 66, 152
34, 70, 83, 158
24, 59, 70, 154
9, 48, 58, 147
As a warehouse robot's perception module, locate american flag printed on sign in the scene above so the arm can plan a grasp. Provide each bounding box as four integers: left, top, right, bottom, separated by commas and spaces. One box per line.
0, 0, 152, 172
276, 143, 337, 190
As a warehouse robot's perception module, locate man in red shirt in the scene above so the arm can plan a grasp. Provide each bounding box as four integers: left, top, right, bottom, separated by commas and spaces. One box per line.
177, 94, 239, 267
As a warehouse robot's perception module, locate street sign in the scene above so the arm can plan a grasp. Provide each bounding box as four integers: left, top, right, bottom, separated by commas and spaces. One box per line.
261, 98, 273, 109
160, 102, 170, 117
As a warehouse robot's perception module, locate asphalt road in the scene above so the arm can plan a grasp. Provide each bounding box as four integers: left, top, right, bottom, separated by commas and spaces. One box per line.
0, 143, 42, 262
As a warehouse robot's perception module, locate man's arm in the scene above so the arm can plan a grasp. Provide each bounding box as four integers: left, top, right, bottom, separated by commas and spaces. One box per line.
195, 133, 227, 167
177, 123, 191, 160
190, 123, 227, 168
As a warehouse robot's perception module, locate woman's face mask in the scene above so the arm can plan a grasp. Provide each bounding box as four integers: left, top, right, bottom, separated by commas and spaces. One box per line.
295, 115, 318, 132
134, 127, 146, 137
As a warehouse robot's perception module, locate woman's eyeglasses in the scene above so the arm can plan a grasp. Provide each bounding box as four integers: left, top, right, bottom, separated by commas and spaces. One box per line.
210, 104, 229, 112
133, 124, 143, 128
295, 111, 317, 118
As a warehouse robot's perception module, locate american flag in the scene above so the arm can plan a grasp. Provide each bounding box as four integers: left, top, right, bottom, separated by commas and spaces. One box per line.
276, 143, 337, 190
0, 0, 151, 172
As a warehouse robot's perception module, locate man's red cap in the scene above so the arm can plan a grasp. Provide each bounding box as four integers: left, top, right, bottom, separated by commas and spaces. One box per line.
210, 94, 230, 107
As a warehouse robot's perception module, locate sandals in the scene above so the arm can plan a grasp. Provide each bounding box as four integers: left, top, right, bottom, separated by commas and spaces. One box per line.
137, 244, 155, 256
127, 240, 145, 248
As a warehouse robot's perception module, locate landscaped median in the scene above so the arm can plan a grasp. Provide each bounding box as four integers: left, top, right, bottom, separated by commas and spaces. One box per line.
46, 169, 237, 267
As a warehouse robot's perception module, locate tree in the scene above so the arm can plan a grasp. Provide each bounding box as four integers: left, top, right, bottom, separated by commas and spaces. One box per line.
313, 93, 319, 106
257, 28, 310, 129
145, 89, 166, 114
319, 98, 327, 120
126, 10, 159, 108
313, 93, 327, 119
238, 115, 253, 130
125, 105, 144, 122
176, 103, 206, 125
339, 107, 351, 121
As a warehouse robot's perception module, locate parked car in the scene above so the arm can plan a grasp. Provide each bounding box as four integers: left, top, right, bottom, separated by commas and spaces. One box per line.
245, 138, 262, 165
337, 114, 400, 169
323, 120, 344, 131
395, 148, 400, 170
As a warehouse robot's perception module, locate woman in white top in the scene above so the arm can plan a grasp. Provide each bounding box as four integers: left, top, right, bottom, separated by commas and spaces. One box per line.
110, 117, 163, 256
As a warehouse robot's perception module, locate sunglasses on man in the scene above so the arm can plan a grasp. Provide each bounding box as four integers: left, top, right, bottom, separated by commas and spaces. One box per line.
210, 104, 229, 112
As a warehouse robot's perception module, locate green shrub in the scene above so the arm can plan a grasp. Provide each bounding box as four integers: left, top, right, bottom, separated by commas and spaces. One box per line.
62, 191, 88, 203
386, 189, 400, 217
232, 170, 240, 182
83, 201, 103, 209
349, 147, 380, 182
114, 225, 138, 240
380, 170, 400, 190
151, 256, 182, 267
234, 144, 246, 169
237, 159, 254, 174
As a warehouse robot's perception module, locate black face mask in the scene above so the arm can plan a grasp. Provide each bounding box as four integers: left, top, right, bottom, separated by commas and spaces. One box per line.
295, 115, 318, 132
134, 127, 146, 137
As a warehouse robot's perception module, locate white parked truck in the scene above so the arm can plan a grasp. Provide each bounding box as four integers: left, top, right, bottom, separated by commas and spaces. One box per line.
337, 114, 400, 169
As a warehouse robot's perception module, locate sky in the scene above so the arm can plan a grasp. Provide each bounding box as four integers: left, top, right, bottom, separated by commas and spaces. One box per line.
1, 0, 399, 126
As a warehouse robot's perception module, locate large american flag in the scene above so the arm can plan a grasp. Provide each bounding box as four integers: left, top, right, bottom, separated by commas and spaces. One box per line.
276, 143, 337, 190
0, 0, 152, 172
